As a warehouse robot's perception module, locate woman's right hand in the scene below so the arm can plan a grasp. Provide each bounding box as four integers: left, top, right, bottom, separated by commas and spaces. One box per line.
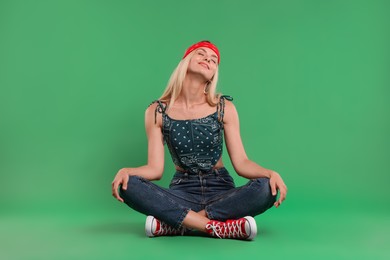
111, 168, 132, 203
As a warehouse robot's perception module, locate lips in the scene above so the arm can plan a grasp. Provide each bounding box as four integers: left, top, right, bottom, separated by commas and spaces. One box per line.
199, 62, 209, 70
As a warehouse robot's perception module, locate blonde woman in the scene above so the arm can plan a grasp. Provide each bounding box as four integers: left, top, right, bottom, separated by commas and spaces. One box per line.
112, 41, 287, 240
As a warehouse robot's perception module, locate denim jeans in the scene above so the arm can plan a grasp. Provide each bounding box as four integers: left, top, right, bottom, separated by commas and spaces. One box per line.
119, 167, 276, 229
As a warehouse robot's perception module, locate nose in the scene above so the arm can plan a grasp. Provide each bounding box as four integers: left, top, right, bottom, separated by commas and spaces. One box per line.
203, 56, 211, 63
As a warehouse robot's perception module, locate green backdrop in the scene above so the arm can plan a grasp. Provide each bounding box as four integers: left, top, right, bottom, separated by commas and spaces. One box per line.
1, 0, 389, 259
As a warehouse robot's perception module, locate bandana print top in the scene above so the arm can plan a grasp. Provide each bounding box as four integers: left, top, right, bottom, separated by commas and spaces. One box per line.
150, 95, 233, 174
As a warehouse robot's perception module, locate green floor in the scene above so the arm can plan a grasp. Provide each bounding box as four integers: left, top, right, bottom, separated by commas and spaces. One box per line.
1, 0, 389, 259
2, 200, 389, 260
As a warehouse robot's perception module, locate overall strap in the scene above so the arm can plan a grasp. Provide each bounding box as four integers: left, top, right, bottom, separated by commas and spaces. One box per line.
148, 100, 167, 124
217, 95, 233, 122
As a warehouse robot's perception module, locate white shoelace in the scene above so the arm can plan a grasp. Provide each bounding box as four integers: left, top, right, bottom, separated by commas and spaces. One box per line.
156, 221, 186, 236
206, 219, 246, 239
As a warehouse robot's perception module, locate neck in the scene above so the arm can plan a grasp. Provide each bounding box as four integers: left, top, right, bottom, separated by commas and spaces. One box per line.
177, 74, 208, 108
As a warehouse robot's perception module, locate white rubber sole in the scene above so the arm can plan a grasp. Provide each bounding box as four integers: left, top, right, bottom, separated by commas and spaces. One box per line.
244, 216, 257, 240
145, 215, 155, 237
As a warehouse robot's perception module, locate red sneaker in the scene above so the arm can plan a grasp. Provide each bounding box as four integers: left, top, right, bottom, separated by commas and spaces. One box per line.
145, 216, 186, 237
205, 216, 257, 240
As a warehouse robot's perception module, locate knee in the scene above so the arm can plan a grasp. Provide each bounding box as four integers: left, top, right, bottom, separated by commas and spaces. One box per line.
251, 178, 277, 205
119, 175, 144, 199
121, 175, 139, 189
127, 175, 143, 186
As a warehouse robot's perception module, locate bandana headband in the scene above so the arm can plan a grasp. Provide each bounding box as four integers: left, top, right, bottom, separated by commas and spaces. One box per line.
182, 41, 220, 64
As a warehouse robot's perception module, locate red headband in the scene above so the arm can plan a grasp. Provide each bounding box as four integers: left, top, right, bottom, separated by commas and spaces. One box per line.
182, 41, 220, 64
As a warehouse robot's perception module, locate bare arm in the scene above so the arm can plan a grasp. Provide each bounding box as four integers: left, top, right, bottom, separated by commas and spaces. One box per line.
111, 103, 165, 202
223, 100, 287, 207
223, 101, 271, 178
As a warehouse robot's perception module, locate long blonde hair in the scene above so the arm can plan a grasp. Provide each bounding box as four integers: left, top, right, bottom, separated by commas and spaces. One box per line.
159, 51, 221, 111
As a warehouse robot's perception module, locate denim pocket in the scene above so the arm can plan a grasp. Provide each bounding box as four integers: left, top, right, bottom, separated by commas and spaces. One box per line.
216, 174, 235, 185
169, 178, 182, 188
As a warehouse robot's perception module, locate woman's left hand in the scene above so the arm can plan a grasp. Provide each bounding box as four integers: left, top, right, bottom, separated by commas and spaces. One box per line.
269, 171, 287, 208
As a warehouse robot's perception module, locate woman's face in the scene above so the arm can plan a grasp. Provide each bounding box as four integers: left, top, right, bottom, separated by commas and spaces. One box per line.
187, 47, 218, 81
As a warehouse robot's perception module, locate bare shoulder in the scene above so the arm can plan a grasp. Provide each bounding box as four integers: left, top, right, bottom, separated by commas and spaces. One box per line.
145, 101, 163, 127
224, 99, 236, 111
223, 99, 239, 124
145, 102, 159, 114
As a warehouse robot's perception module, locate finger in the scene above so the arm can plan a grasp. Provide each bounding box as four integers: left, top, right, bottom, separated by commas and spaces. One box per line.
122, 176, 128, 190
114, 189, 124, 203
111, 181, 118, 198
279, 187, 287, 202
111, 181, 117, 197
270, 180, 277, 196
112, 181, 123, 202
276, 189, 287, 206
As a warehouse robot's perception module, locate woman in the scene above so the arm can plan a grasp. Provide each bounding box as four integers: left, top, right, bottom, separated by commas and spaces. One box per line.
111, 40, 287, 240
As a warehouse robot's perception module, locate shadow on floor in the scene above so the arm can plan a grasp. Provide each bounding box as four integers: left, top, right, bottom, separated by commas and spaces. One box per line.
82, 221, 145, 237
80, 219, 275, 240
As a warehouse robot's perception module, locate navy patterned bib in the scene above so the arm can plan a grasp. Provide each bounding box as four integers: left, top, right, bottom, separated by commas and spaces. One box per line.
150, 95, 233, 174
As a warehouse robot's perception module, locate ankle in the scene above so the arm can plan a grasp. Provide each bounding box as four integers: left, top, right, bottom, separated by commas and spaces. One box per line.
145, 216, 187, 237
